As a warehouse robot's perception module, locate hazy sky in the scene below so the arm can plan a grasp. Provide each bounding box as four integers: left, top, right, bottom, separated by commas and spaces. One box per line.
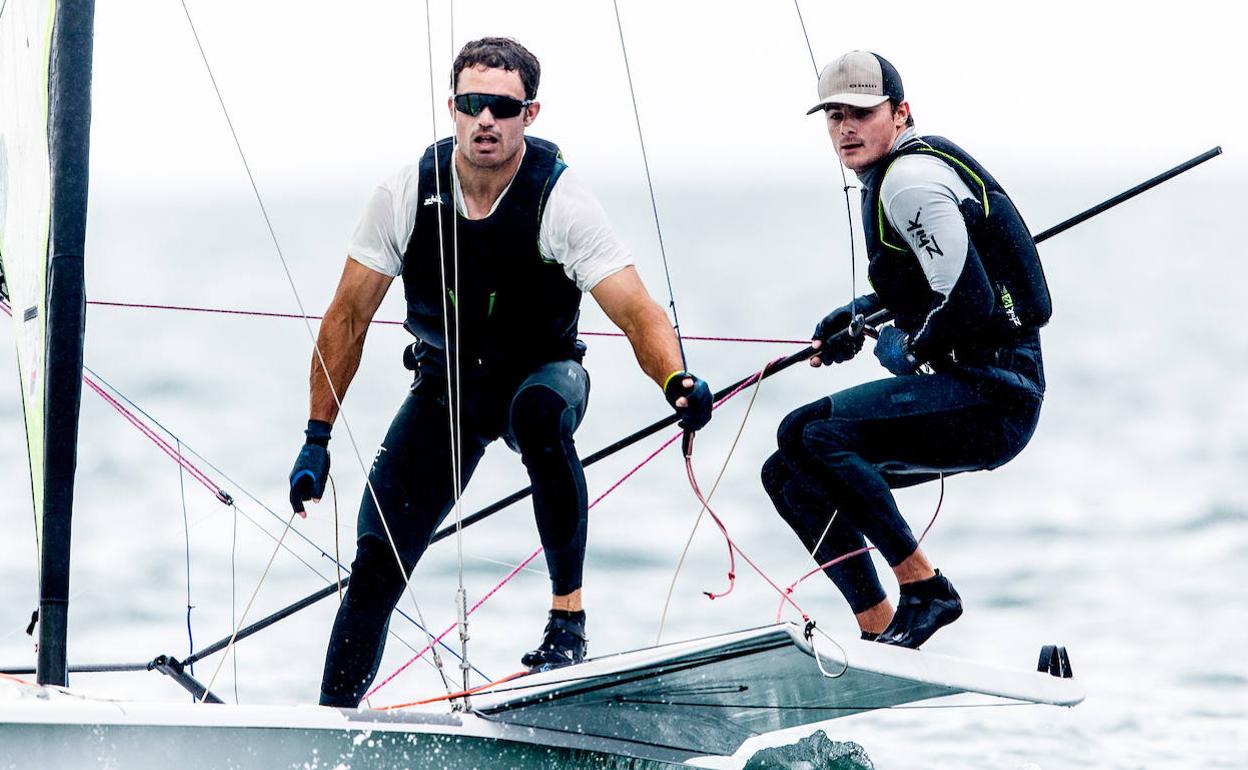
84, 0, 1243, 196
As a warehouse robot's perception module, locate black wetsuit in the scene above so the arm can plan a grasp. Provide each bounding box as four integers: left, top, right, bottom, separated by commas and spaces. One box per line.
320, 138, 592, 707
762, 133, 1050, 613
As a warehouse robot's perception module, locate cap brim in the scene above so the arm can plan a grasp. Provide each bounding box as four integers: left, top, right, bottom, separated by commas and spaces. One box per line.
805, 92, 890, 115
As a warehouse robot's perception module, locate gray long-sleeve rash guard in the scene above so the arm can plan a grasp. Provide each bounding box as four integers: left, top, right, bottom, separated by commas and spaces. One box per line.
869, 133, 996, 358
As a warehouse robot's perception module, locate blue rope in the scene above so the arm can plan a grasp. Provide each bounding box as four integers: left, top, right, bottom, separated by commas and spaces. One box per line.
176, 439, 196, 687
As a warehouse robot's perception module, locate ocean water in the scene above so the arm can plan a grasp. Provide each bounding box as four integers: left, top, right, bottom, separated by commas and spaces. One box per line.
2, 162, 1246, 770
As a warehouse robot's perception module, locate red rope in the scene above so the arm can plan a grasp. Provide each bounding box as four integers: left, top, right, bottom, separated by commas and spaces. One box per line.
373, 668, 530, 710
85, 300, 807, 345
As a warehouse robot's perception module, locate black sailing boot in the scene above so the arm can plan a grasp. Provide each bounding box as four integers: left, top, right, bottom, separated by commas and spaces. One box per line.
521, 609, 588, 672
876, 570, 962, 649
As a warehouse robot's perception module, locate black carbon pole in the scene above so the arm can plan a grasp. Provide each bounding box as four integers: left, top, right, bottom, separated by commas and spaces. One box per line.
430, 146, 1224, 545
178, 146, 1223, 660
1032, 147, 1221, 242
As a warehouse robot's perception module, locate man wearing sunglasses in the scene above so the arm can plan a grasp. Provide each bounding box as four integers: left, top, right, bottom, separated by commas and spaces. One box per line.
760, 51, 1052, 649
291, 36, 713, 707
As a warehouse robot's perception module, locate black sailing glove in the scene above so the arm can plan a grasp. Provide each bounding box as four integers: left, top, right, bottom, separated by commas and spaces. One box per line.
289, 419, 332, 516
664, 371, 713, 431
811, 294, 880, 366
873, 325, 921, 376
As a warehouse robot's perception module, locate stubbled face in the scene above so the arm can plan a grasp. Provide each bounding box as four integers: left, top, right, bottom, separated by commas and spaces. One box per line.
825, 100, 909, 171
450, 65, 538, 171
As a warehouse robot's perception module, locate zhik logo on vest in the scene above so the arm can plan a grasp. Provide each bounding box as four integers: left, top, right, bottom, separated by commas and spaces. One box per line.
423, 193, 448, 207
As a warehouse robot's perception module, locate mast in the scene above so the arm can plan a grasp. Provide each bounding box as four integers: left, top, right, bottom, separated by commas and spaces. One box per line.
35, 0, 95, 687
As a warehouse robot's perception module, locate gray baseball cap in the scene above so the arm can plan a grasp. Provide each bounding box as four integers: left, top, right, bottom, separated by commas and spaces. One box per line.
806, 50, 905, 114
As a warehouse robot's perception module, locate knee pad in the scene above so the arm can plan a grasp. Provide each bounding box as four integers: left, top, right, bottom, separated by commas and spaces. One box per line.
761, 451, 790, 498
777, 398, 831, 459
510, 385, 573, 454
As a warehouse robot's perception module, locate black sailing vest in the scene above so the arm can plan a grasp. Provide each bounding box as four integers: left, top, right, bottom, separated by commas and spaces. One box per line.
861, 136, 1052, 349
402, 136, 582, 375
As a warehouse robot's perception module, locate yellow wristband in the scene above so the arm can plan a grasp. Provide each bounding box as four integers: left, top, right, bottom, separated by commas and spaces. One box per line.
663, 369, 689, 392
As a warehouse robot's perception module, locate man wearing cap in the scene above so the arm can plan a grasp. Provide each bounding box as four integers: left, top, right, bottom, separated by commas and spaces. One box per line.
761, 50, 1051, 647
289, 37, 714, 706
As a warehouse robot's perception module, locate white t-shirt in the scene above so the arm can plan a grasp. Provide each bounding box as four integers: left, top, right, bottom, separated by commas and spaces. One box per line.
348, 146, 633, 293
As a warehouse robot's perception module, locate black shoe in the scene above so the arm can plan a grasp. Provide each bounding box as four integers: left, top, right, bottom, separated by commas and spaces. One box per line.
876, 570, 962, 649
521, 610, 587, 672
859, 630, 880, 641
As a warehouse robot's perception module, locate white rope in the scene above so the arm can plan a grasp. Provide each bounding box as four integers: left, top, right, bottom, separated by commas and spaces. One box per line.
200, 511, 297, 700
809, 625, 850, 679
442, 0, 475, 704
610, 0, 687, 365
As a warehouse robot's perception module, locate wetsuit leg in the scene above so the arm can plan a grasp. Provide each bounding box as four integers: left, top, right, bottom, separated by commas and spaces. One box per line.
320, 382, 491, 707
504, 360, 589, 597
761, 451, 886, 613
777, 374, 1040, 569
319, 536, 404, 707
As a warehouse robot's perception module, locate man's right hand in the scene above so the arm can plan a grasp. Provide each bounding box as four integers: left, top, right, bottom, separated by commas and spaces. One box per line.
811, 295, 878, 367
664, 371, 713, 431
289, 419, 332, 517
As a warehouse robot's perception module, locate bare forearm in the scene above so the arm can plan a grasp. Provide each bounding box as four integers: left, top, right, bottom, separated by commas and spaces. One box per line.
308, 303, 370, 424
618, 300, 684, 387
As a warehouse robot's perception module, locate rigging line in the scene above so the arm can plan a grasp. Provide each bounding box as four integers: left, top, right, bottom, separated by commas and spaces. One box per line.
370, 367, 776, 696
610, 0, 687, 368
775, 473, 945, 622
329, 475, 342, 602
788, 3, 862, 319
422, 0, 461, 699
441, 0, 473, 700
199, 510, 298, 701
82, 373, 228, 502
176, 439, 196, 682
87, 299, 808, 344
791, 0, 819, 76
174, 0, 448, 683
656, 356, 780, 644
178, 0, 454, 697
367, 427, 686, 699
230, 502, 239, 703
82, 364, 478, 679
374, 668, 528, 711
683, 440, 811, 621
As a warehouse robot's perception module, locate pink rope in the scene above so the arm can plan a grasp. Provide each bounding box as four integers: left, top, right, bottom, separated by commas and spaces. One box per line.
86, 300, 807, 345
81, 375, 231, 504
2, 302, 230, 506
682, 431, 809, 622
364, 429, 685, 699
774, 475, 946, 621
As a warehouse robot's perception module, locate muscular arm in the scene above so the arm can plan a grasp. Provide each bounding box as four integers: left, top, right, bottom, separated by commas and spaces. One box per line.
590, 266, 684, 388
309, 258, 394, 423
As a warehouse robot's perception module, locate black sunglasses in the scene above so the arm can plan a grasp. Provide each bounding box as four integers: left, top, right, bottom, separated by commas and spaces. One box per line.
453, 93, 531, 119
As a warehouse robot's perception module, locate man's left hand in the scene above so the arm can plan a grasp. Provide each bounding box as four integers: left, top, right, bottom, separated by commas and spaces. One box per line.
874, 326, 920, 376
664, 371, 713, 431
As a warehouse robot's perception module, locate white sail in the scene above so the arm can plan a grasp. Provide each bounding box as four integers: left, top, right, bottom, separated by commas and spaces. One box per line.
0, 0, 56, 546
